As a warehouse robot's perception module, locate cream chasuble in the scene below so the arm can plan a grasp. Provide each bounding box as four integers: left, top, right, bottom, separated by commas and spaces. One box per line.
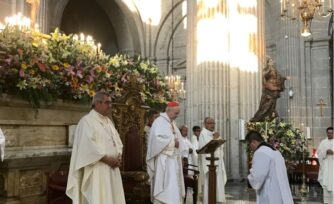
146, 113, 186, 204
66, 110, 125, 204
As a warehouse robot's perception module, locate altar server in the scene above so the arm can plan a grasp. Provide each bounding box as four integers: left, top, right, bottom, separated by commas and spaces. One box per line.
317, 126, 334, 204
179, 125, 197, 171
0, 128, 5, 161
246, 130, 293, 204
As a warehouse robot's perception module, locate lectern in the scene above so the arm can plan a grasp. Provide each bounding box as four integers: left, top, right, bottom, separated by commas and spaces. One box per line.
197, 139, 225, 204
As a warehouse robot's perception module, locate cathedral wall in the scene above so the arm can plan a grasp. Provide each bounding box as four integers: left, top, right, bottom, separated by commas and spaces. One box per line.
265, 0, 333, 151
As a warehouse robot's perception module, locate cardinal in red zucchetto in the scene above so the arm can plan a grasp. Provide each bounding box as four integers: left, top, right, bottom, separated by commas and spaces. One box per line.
146, 101, 188, 204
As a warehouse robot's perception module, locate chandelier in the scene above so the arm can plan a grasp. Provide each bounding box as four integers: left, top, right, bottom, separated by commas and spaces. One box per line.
281, 0, 333, 37
165, 75, 186, 100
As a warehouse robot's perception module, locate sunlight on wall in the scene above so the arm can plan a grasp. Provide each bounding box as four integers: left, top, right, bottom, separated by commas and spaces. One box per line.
204, 0, 220, 8
238, 0, 257, 7
137, 0, 161, 25
196, 0, 258, 72
197, 13, 229, 64
182, 1, 187, 29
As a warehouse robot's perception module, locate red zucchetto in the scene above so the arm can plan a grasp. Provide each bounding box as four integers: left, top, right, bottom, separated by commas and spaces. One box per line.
167, 101, 179, 107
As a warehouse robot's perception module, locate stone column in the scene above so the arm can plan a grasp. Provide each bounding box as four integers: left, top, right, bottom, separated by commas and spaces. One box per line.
186, 0, 265, 179
36, 0, 47, 33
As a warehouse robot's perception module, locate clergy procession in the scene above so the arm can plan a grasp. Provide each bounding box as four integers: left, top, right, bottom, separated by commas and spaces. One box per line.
66, 95, 333, 204
0, 0, 334, 204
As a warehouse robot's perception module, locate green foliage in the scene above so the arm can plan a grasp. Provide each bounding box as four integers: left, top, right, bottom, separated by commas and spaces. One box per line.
0, 25, 171, 108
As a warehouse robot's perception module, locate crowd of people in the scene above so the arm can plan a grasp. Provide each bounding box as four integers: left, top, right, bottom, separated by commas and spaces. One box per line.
65, 91, 333, 204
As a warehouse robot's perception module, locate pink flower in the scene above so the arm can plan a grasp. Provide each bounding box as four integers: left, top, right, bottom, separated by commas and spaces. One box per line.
19, 69, 25, 77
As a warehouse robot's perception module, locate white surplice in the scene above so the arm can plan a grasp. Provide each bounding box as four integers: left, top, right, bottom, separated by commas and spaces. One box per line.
248, 145, 293, 204
317, 138, 334, 203
146, 113, 186, 204
191, 135, 199, 167
0, 128, 5, 161
66, 110, 125, 204
198, 128, 227, 203
181, 137, 197, 168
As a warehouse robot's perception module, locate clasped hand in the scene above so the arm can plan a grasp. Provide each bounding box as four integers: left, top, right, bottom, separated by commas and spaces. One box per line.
102, 154, 122, 168
175, 138, 179, 148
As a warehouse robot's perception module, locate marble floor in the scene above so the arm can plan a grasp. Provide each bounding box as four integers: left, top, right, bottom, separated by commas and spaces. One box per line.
185, 180, 323, 204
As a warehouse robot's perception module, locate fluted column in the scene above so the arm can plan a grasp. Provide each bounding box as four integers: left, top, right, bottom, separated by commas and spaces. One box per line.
186, 0, 265, 179
37, 0, 48, 33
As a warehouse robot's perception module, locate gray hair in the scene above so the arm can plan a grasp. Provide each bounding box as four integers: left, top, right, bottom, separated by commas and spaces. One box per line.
166, 106, 179, 112
204, 117, 213, 123
179, 125, 188, 131
91, 91, 110, 109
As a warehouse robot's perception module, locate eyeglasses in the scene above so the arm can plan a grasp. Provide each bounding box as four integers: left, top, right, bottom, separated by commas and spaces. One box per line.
206, 122, 216, 124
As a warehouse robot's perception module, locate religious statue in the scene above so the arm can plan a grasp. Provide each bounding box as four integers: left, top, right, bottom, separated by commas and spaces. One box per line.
250, 57, 286, 122
26, 0, 40, 28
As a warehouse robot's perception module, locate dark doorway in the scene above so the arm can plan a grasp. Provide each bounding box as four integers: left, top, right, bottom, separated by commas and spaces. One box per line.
60, 0, 119, 55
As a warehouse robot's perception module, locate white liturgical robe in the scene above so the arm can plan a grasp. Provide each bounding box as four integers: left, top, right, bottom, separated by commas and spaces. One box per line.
66, 110, 125, 204
180, 136, 197, 175
190, 135, 199, 166
181, 137, 197, 165
0, 128, 5, 161
198, 128, 227, 203
146, 112, 186, 204
248, 144, 293, 204
317, 138, 334, 203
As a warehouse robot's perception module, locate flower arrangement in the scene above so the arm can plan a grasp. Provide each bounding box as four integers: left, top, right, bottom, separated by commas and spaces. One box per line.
246, 118, 309, 161
0, 25, 171, 108
106, 54, 171, 107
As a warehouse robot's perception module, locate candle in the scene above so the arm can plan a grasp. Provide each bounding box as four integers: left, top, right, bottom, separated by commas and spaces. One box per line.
34, 23, 39, 32
73, 34, 79, 41
80, 33, 85, 42
306, 127, 311, 139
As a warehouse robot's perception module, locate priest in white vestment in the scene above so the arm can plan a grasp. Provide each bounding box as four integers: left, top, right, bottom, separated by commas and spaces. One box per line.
317, 126, 334, 204
198, 117, 227, 203
246, 130, 293, 204
146, 101, 186, 204
179, 125, 197, 174
66, 91, 125, 204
